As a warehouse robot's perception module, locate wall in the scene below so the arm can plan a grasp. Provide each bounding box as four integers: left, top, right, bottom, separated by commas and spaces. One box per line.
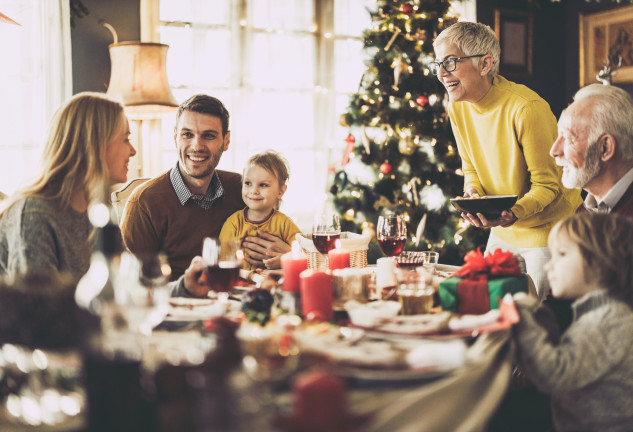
476, 0, 633, 116
70, 0, 140, 94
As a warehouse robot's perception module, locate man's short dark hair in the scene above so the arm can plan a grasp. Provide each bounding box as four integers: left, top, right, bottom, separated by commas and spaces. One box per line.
175, 94, 230, 136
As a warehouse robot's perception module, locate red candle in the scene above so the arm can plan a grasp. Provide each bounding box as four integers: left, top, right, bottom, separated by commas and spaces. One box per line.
328, 239, 350, 271
300, 269, 333, 321
281, 241, 308, 293
292, 370, 347, 429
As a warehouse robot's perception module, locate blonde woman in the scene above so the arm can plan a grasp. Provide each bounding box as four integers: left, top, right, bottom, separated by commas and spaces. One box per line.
0, 92, 136, 283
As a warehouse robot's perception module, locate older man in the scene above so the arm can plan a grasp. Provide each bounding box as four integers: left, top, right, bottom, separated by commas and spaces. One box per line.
550, 84, 633, 216
432, 22, 581, 299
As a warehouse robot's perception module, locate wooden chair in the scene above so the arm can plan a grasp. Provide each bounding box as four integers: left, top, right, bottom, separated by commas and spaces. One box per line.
111, 178, 149, 225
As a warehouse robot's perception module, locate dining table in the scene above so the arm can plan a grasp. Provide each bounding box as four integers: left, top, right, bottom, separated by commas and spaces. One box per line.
0, 263, 517, 432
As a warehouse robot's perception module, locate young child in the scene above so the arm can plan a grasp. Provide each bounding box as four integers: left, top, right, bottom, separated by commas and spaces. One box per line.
220, 150, 302, 270
512, 212, 633, 432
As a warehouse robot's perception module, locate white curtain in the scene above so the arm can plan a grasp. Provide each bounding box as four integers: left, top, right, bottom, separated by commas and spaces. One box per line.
0, 0, 72, 195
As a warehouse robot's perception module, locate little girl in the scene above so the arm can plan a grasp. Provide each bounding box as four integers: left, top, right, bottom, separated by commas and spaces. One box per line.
512, 212, 633, 432
220, 150, 302, 270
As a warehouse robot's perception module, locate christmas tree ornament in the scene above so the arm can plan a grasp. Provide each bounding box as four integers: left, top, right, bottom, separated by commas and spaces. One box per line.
416, 95, 429, 107
384, 27, 401, 51
415, 213, 427, 247
341, 133, 356, 166
402, 4, 414, 15
361, 126, 371, 154
398, 138, 416, 155
407, 177, 422, 206
338, 113, 350, 127
379, 162, 393, 174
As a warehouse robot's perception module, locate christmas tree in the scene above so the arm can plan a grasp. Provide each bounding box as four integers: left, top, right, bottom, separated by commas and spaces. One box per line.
329, 0, 488, 265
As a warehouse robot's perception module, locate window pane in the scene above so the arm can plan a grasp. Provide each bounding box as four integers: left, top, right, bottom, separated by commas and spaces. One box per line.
248, 33, 315, 89
160, 0, 231, 24
334, 0, 373, 36
161, 26, 232, 89
250, 0, 314, 30
334, 39, 365, 93
243, 91, 314, 148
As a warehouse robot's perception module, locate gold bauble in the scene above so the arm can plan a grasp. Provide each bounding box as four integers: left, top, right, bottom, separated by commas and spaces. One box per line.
339, 113, 349, 127
398, 138, 416, 155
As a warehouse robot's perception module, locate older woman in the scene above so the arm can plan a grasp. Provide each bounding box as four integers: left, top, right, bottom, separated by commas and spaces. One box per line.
0, 92, 136, 283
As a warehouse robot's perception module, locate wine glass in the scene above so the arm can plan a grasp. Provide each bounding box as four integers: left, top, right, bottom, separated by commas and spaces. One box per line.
115, 252, 172, 336
377, 213, 407, 257
311, 213, 341, 268
202, 238, 243, 301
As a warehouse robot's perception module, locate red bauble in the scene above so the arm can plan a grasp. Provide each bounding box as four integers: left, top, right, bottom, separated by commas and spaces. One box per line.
402, 4, 413, 14
380, 162, 393, 174
345, 134, 355, 144
416, 95, 429, 107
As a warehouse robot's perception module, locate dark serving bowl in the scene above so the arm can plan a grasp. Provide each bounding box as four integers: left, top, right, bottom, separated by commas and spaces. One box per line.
450, 195, 518, 220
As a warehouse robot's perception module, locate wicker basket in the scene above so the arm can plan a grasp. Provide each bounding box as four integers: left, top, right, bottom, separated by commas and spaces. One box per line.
295, 232, 370, 271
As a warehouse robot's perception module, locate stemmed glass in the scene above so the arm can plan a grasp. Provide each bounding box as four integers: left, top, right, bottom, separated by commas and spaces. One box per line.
202, 238, 243, 301
377, 213, 407, 257
115, 252, 172, 336
312, 213, 341, 268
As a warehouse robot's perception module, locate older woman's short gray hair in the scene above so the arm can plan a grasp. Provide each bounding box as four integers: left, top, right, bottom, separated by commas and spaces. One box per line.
573, 84, 633, 160
433, 21, 500, 78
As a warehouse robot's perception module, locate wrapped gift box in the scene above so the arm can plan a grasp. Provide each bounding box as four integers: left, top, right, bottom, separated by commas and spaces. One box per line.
438, 275, 528, 315
438, 248, 528, 315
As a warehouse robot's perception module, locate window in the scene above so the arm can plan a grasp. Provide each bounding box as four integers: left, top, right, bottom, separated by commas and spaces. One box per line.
147, 0, 373, 231
0, 0, 72, 196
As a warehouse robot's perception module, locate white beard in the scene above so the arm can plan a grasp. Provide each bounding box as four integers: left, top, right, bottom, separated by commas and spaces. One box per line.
556, 141, 601, 189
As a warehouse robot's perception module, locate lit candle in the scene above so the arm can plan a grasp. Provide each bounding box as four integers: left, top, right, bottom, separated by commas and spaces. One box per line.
281, 241, 308, 293
328, 239, 350, 271
300, 269, 333, 321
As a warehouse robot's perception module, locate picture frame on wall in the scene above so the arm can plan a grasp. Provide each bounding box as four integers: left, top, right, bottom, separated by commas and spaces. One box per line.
580, 5, 633, 87
494, 9, 533, 80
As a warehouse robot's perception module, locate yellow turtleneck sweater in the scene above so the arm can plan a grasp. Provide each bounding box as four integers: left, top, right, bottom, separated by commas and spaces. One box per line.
448, 75, 582, 247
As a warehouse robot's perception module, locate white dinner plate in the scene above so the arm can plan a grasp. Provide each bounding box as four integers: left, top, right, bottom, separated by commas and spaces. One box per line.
165, 298, 241, 321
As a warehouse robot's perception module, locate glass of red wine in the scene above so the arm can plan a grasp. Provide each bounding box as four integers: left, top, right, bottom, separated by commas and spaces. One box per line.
202, 237, 243, 300
312, 213, 341, 268
377, 213, 407, 257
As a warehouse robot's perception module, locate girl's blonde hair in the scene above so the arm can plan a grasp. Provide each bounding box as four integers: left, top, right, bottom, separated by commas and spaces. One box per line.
549, 212, 633, 305
244, 150, 290, 210
1, 92, 125, 216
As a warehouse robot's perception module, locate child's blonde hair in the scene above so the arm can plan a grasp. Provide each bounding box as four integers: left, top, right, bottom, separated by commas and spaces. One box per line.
244, 150, 290, 210
549, 212, 633, 305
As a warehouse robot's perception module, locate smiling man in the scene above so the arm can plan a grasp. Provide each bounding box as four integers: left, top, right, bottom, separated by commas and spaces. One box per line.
432, 22, 581, 299
121, 95, 244, 281
551, 84, 633, 216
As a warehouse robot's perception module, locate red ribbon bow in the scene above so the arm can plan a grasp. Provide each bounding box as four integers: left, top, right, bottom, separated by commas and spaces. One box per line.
454, 248, 522, 280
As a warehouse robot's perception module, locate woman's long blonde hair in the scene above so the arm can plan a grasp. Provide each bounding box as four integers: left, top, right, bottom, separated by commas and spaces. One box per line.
1, 92, 125, 215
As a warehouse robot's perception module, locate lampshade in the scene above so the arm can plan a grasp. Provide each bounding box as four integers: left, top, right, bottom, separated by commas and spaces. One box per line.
106, 42, 178, 120
0, 11, 20, 25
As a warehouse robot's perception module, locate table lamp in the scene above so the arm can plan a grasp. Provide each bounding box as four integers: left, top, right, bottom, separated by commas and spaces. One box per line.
103, 23, 178, 177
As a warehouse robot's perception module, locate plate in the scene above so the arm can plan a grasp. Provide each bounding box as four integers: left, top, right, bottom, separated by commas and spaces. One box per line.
450, 195, 518, 219
165, 298, 242, 321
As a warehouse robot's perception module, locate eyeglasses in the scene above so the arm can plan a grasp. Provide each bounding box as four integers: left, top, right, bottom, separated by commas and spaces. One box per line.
428, 54, 485, 75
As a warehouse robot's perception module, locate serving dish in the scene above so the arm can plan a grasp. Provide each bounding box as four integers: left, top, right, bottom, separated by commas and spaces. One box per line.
450, 195, 518, 219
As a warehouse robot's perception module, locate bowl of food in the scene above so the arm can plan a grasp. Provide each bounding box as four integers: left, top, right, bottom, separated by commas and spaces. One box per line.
450, 195, 518, 220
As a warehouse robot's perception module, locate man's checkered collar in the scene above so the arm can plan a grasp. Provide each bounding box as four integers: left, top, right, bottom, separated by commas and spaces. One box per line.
169, 163, 224, 210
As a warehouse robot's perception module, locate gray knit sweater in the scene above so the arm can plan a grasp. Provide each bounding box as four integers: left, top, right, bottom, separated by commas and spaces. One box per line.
514, 290, 633, 432
0, 196, 91, 284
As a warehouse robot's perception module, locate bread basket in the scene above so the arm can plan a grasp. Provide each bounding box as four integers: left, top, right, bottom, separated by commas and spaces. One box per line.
295, 232, 371, 270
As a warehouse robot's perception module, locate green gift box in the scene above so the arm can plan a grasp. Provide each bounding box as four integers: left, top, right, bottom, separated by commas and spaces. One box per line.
439, 275, 528, 315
